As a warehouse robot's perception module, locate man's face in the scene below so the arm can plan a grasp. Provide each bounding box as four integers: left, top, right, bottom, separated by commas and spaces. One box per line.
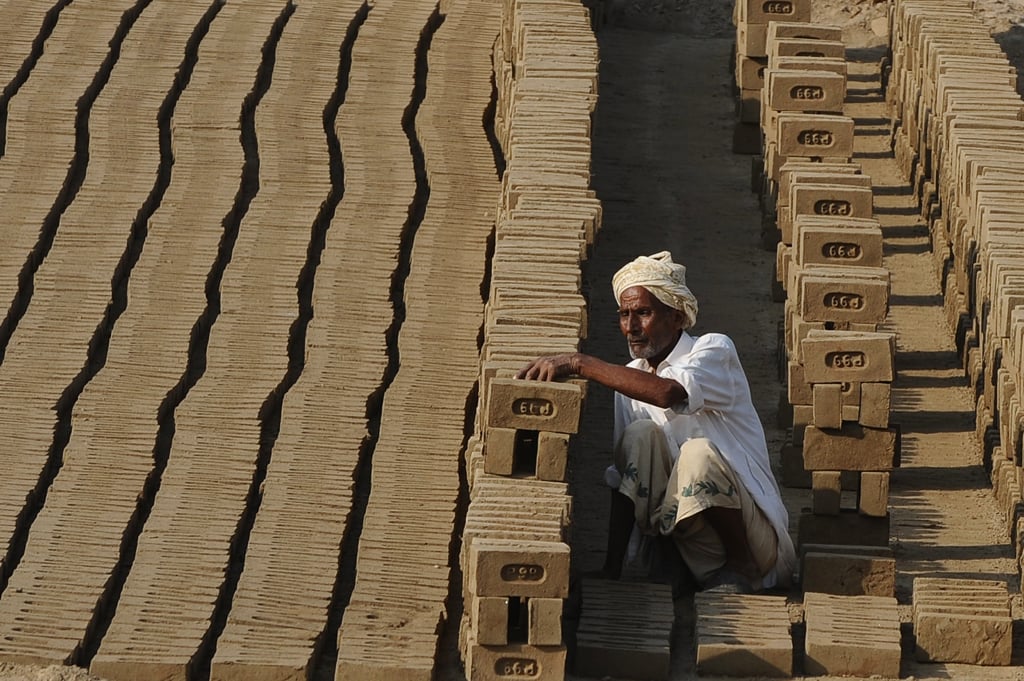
618, 286, 685, 362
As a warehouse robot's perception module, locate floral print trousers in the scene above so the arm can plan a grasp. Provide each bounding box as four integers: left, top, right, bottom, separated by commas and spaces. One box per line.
614, 419, 778, 584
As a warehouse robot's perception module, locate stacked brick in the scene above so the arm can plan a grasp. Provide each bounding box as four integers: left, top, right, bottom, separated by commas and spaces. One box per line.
694, 592, 792, 678
739, 12, 900, 582
912, 577, 1012, 665
459, 0, 599, 677
803, 592, 901, 677
575, 580, 674, 681
730, 0, 813, 153
886, 0, 1024, 573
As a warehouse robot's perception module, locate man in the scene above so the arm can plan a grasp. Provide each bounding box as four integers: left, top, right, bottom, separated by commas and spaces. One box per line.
517, 251, 796, 592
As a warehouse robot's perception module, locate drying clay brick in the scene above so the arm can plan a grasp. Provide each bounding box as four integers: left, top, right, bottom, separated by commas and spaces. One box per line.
474, 596, 510, 646
803, 592, 901, 677
483, 427, 517, 476
803, 424, 897, 471
765, 70, 846, 114
858, 471, 890, 517
738, 23, 768, 58
467, 642, 566, 681
812, 383, 842, 429
527, 598, 563, 646
487, 379, 582, 434
799, 274, 888, 325
915, 612, 1012, 665
736, 56, 767, 91
811, 471, 842, 515
858, 382, 891, 428
776, 113, 855, 160
795, 225, 884, 270
469, 538, 570, 598
769, 38, 845, 62
536, 431, 568, 482
801, 332, 895, 383
787, 361, 813, 406
767, 21, 842, 43
695, 593, 792, 677
913, 577, 1012, 665
576, 579, 673, 681
801, 551, 896, 596
742, 0, 811, 23
785, 185, 873, 244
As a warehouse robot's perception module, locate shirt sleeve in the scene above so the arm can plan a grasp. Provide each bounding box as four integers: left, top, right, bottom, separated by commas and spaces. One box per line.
659, 333, 740, 415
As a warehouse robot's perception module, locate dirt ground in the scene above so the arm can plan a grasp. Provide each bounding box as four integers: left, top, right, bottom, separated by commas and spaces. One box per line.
3, 1, 1024, 681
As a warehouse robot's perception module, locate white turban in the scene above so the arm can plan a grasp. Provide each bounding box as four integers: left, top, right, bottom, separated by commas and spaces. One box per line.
612, 251, 698, 329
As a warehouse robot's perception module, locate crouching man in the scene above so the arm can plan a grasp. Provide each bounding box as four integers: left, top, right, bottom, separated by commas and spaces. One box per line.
517, 251, 795, 592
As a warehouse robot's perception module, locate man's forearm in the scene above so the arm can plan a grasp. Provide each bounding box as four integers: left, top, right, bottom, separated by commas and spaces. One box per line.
574, 353, 687, 408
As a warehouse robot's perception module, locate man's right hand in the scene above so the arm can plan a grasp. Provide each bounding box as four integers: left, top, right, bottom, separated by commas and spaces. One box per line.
516, 353, 582, 381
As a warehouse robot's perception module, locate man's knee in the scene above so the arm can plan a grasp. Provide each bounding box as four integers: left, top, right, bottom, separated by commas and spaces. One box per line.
616, 419, 665, 470
676, 437, 719, 477
621, 419, 661, 445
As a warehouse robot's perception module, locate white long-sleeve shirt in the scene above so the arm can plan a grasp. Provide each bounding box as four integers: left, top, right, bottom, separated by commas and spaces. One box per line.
613, 331, 797, 588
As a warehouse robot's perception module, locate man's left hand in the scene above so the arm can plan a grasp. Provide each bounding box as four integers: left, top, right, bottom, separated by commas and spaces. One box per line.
516, 353, 582, 381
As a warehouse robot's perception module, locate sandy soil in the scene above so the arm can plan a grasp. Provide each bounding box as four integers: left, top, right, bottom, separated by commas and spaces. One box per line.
3, 1, 1024, 681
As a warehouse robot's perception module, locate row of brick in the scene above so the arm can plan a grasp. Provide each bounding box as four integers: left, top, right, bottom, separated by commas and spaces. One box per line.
887, 0, 1024, 565
696, 576, 1013, 675
459, 0, 599, 677
732, 1, 901, 593
0, 0, 227, 670
334, 0, 505, 676
0, 0, 505, 679
92, 2, 354, 678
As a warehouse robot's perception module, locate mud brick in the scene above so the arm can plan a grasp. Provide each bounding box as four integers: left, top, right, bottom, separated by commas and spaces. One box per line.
776, 114, 855, 160
741, 0, 811, 24
794, 224, 884, 270
803, 423, 897, 471
765, 70, 846, 114
798, 509, 890, 548
776, 241, 791, 287
536, 431, 568, 482
576, 579, 672, 681
913, 577, 1012, 665
528, 598, 562, 646
769, 38, 845, 61
799, 275, 888, 325
781, 173, 872, 209
812, 384, 842, 429
483, 427, 517, 476
695, 592, 792, 677
469, 538, 570, 598
777, 162, 862, 199
787, 361, 812, 405
803, 592, 901, 677
801, 551, 896, 596
801, 331, 895, 383
766, 21, 841, 43
466, 642, 566, 681
736, 56, 768, 91
857, 471, 889, 517
858, 382, 891, 428
738, 23, 768, 58
487, 378, 582, 434
474, 596, 510, 646
811, 471, 842, 515
786, 185, 873, 244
